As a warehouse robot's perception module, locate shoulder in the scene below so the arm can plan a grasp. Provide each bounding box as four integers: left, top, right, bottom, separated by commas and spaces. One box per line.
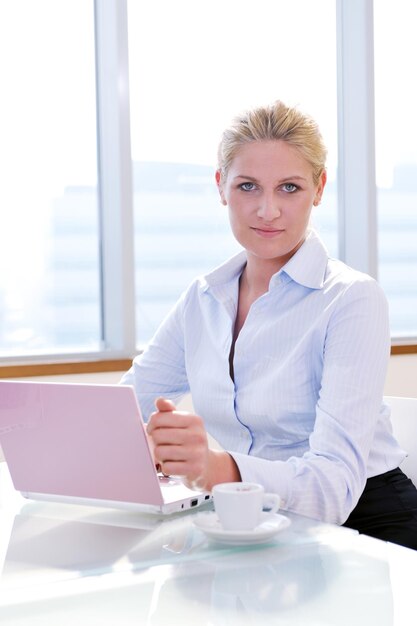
325, 255, 367, 280
323, 257, 388, 323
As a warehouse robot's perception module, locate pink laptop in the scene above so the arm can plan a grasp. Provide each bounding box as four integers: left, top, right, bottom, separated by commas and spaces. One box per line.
0, 381, 211, 514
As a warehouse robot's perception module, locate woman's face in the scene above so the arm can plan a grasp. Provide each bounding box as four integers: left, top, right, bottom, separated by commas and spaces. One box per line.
216, 140, 326, 272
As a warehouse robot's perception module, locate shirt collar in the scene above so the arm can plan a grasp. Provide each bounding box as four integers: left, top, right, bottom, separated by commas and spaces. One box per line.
278, 230, 329, 289
202, 250, 247, 291
202, 230, 329, 293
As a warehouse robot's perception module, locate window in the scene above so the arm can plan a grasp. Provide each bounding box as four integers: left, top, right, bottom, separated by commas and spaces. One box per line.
1, 0, 416, 366
374, 0, 417, 339
0, 0, 100, 356
127, 0, 338, 346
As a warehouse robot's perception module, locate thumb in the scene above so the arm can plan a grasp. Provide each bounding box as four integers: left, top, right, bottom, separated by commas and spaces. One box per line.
155, 397, 177, 412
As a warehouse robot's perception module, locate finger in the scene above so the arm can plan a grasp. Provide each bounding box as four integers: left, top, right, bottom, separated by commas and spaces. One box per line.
158, 460, 187, 477
154, 444, 188, 462
152, 426, 207, 450
151, 428, 185, 446
148, 411, 201, 431
147, 402, 178, 434
155, 397, 176, 412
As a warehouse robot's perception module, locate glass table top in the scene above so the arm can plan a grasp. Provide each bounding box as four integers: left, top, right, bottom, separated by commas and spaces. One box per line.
0, 463, 416, 625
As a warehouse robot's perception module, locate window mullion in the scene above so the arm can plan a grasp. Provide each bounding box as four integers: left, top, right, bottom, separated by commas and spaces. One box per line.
336, 0, 378, 278
95, 0, 136, 356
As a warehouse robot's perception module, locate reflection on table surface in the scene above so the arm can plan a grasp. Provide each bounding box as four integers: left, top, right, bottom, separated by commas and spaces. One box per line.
0, 464, 416, 625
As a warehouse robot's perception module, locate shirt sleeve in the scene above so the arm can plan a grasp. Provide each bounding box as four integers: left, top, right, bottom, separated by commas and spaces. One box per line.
120, 291, 190, 421
229, 277, 391, 525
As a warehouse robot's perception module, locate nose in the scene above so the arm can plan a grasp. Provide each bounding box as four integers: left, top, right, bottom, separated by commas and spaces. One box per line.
256, 192, 281, 221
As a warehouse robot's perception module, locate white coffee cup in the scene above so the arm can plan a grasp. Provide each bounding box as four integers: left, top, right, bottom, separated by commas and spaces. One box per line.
212, 482, 281, 531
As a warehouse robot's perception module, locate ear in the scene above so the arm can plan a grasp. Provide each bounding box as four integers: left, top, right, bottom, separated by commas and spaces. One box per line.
313, 169, 327, 206
215, 169, 227, 206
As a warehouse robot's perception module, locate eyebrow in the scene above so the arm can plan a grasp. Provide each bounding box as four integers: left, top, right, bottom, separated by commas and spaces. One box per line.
233, 174, 308, 183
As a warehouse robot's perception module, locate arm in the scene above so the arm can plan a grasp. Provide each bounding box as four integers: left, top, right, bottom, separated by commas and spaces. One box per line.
230, 278, 391, 523
122, 279, 241, 487
120, 291, 190, 420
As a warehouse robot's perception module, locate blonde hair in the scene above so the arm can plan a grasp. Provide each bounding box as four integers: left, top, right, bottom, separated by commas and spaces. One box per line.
217, 100, 327, 185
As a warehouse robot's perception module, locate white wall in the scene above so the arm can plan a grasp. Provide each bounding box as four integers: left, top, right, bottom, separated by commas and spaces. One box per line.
385, 354, 417, 398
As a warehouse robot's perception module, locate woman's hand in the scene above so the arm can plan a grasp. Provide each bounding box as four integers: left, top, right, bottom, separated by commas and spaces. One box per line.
147, 397, 240, 491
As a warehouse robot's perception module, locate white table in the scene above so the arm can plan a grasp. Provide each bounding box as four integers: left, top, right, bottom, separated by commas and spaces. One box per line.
0, 463, 416, 625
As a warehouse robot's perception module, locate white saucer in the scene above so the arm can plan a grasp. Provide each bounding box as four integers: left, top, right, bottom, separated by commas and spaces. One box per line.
193, 511, 291, 545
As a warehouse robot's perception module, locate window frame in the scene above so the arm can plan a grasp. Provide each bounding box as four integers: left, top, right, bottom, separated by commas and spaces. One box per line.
0, 0, 415, 376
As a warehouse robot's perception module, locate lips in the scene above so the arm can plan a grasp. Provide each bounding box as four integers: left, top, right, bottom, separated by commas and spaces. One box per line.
252, 227, 284, 238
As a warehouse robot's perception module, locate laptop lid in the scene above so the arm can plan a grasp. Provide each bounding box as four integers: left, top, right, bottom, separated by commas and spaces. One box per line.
0, 381, 210, 514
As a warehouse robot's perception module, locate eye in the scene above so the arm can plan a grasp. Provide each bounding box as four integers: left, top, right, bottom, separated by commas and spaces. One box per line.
282, 183, 298, 193
239, 182, 257, 192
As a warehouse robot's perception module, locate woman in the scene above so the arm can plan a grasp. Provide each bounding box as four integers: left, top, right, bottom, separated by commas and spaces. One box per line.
121, 100, 417, 548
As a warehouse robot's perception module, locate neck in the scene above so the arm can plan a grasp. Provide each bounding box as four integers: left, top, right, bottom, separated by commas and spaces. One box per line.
241, 256, 282, 298
242, 235, 308, 295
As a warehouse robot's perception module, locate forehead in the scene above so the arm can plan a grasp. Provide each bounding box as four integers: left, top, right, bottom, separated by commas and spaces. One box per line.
229, 140, 313, 179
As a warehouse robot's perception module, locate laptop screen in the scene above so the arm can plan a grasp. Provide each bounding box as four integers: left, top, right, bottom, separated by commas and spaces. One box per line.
0, 382, 164, 506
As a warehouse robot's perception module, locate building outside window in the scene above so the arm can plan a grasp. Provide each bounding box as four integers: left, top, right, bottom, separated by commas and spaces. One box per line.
0, 0, 100, 356
374, 0, 417, 339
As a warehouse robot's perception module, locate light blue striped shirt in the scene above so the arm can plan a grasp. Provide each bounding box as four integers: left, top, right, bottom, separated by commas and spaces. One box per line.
121, 231, 405, 524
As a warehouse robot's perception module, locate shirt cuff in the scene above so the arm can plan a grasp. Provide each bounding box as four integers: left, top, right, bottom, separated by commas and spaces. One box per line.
228, 450, 295, 510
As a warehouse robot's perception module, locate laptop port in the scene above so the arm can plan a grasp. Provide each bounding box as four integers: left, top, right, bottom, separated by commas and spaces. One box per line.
190, 499, 198, 507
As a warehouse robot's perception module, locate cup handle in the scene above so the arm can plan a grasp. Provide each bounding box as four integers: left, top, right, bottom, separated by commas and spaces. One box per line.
262, 493, 281, 514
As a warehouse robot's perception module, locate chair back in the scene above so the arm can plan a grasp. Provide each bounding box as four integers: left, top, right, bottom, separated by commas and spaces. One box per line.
384, 395, 417, 487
